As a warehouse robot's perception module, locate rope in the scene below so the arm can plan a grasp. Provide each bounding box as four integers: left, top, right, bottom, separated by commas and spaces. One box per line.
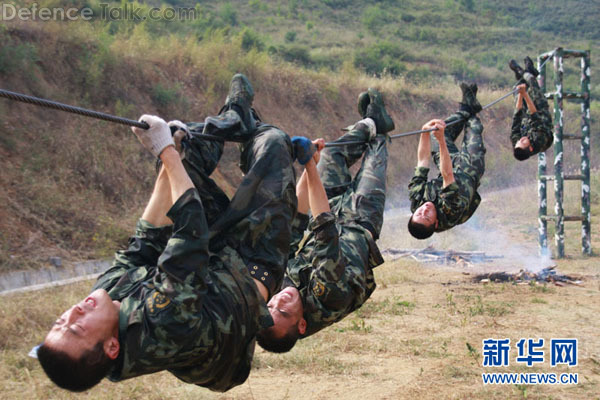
0, 88, 230, 142
0, 50, 558, 149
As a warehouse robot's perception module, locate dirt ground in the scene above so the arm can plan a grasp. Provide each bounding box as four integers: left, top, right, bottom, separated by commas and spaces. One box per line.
1, 184, 599, 399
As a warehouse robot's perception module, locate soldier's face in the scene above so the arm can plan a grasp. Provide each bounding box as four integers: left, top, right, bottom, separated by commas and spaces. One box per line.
516, 137, 533, 152
267, 287, 306, 337
44, 289, 120, 359
413, 201, 437, 228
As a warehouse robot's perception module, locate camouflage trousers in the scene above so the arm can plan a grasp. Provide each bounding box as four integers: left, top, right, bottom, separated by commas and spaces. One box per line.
432, 112, 486, 186
317, 125, 388, 240
120, 112, 297, 296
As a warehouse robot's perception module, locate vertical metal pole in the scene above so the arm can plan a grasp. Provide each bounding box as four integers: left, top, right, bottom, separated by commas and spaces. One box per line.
553, 49, 565, 258
581, 51, 592, 255
537, 56, 548, 254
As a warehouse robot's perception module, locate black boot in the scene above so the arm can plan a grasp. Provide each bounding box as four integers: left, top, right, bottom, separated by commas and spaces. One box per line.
509, 59, 525, 81
224, 73, 256, 132
364, 88, 395, 134
458, 82, 482, 115
524, 56, 540, 77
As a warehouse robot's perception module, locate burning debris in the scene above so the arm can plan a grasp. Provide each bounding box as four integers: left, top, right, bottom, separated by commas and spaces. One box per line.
382, 246, 503, 267
474, 267, 583, 286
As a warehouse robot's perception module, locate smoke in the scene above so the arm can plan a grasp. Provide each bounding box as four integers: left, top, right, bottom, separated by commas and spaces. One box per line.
379, 205, 554, 273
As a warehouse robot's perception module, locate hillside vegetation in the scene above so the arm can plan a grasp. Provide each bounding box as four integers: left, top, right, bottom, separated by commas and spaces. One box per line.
0, 0, 598, 271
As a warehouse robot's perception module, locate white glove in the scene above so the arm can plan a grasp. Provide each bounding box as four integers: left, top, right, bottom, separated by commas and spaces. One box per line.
131, 115, 174, 158
168, 120, 190, 158
167, 120, 190, 136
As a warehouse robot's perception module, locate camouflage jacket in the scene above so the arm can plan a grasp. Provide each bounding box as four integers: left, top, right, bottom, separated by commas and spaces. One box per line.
284, 212, 379, 337
510, 109, 553, 155
408, 166, 480, 232
93, 230, 272, 392
510, 76, 554, 155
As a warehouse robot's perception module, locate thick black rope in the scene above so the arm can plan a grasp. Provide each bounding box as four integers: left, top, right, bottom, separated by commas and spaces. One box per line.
0, 51, 556, 148
0, 88, 232, 142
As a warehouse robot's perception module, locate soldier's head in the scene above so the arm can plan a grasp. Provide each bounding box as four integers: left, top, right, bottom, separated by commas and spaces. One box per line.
256, 286, 307, 353
38, 289, 120, 392
408, 201, 437, 239
514, 137, 533, 161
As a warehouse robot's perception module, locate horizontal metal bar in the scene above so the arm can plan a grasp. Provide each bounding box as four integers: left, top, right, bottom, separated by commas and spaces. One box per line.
564, 175, 584, 181
563, 134, 583, 140
539, 175, 555, 181
540, 215, 584, 222
564, 216, 584, 222
545, 91, 587, 100
561, 49, 588, 58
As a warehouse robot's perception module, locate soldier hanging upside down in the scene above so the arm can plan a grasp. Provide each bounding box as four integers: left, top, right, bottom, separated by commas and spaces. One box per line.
407, 83, 485, 239
256, 88, 394, 352
37, 74, 303, 392
508, 56, 554, 161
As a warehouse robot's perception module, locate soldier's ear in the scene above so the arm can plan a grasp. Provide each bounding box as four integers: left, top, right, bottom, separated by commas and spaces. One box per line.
297, 318, 307, 335
104, 337, 120, 360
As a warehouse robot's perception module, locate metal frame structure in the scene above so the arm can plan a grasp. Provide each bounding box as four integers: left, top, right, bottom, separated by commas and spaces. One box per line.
537, 48, 591, 258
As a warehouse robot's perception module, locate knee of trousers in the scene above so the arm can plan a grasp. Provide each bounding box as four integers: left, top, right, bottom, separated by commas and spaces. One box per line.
253, 128, 293, 159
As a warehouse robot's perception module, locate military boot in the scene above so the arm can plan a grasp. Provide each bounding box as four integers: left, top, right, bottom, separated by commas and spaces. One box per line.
225, 73, 256, 131
203, 74, 257, 141
509, 59, 525, 81
365, 88, 395, 135
523, 56, 540, 77
357, 91, 370, 118
459, 82, 482, 115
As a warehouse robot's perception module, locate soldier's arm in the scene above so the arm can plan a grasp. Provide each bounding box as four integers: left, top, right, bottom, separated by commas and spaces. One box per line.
407, 167, 429, 211
510, 108, 524, 146
289, 212, 309, 259
519, 84, 538, 114
305, 147, 330, 217
431, 120, 455, 188
417, 130, 431, 168
296, 169, 310, 215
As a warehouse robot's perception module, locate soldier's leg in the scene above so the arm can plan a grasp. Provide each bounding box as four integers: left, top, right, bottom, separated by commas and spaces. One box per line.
459, 115, 486, 183
210, 127, 297, 296
346, 135, 388, 240
202, 74, 257, 142
181, 122, 230, 226
317, 123, 370, 199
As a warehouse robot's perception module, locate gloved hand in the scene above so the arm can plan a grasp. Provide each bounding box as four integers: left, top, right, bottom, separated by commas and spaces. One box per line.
168, 120, 190, 157
132, 115, 174, 158
291, 136, 317, 165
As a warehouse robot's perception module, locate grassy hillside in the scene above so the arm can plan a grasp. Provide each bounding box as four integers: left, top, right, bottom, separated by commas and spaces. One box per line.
0, 0, 598, 271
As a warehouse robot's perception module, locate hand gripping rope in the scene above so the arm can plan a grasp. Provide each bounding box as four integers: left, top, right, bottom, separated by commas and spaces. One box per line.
0, 52, 555, 148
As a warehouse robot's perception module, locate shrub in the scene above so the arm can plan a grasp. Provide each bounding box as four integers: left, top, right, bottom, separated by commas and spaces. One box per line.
152, 84, 180, 107
240, 28, 265, 52
285, 31, 297, 43
354, 41, 407, 76
219, 3, 237, 26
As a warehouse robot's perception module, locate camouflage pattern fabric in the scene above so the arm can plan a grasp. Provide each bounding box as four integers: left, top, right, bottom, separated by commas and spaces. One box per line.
510, 72, 554, 154
183, 118, 297, 296
92, 118, 297, 391
286, 125, 386, 338
408, 113, 485, 232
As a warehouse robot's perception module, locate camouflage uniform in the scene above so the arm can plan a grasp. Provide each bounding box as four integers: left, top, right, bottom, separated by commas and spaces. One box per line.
408, 113, 485, 232
284, 125, 386, 338
93, 117, 297, 392
510, 72, 554, 154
